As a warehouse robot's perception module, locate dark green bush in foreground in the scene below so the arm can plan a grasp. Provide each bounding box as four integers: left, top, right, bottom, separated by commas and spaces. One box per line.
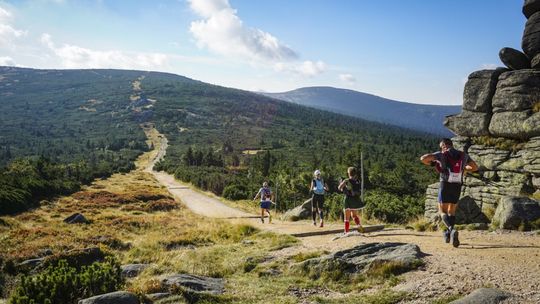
9, 257, 124, 304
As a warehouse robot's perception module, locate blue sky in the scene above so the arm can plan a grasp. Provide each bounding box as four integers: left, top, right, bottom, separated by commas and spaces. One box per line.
0, 0, 525, 105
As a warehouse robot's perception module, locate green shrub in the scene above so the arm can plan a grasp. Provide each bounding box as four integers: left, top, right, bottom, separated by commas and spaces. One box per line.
8, 257, 124, 304
364, 190, 424, 223
222, 184, 249, 200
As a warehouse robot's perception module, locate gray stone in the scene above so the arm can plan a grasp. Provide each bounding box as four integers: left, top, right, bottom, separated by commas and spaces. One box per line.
467, 145, 510, 171
121, 264, 150, 278
492, 70, 540, 112
489, 111, 530, 139
532, 53, 540, 69
455, 196, 490, 224
296, 243, 423, 278
532, 175, 540, 188
523, 112, 540, 138
450, 288, 512, 304
282, 199, 312, 221
493, 196, 540, 229
462, 69, 504, 112
78, 291, 139, 304
444, 111, 491, 137
146, 293, 171, 301
17, 257, 45, 269
64, 213, 89, 224
161, 274, 224, 295
523, 11, 540, 60
499, 47, 531, 70
524, 0, 540, 18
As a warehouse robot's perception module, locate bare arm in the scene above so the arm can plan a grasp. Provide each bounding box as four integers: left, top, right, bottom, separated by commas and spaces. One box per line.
253, 189, 261, 201
338, 179, 347, 192
420, 153, 436, 166
465, 160, 478, 172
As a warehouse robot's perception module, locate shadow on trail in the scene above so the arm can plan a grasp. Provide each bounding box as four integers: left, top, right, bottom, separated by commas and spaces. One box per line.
459, 243, 540, 250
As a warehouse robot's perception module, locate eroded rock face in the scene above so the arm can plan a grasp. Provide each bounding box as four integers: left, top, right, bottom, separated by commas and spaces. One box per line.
282, 199, 312, 221
492, 70, 540, 113
523, 0, 540, 19
523, 12, 540, 60
161, 274, 224, 295
462, 69, 504, 112
444, 111, 491, 137
78, 291, 139, 304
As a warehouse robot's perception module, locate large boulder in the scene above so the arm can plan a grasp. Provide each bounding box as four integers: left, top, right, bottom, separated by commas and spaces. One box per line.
462, 69, 503, 112
489, 111, 530, 139
296, 243, 423, 278
161, 274, 224, 295
493, 196, 540, 229
522, 137, 540, 174
524, 0, 540, 18
454, 196, 490, 224
444, 111, 491, 137
492, 70, 540, 112
523, 12, 540, 60
499, 47, 530, 70
78, 291, 139, 304
282, 199, 312, 221
450, 288, 513, 304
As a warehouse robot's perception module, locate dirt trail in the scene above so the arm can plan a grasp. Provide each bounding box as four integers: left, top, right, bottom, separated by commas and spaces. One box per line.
140, 127, 540, 303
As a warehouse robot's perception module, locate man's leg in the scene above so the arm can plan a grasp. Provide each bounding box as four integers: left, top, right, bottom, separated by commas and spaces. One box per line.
440, 203, 451, 243
267, 208, 272, 223
448, 203, 460, 247
260, 208, 265, 223
312, 207, 317, 225
344, 209, 351, 233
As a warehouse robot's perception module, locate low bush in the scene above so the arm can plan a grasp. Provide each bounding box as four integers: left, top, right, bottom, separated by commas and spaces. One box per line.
8, 257, 123, 304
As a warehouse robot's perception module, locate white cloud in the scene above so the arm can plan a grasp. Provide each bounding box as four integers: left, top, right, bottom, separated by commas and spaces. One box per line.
481, 63, 498, 70
40, 33, 169, 70
0, 56, 16, 66
274, 60, 326, 77
0, 5, 27, 47
339, 73, 356, 83
188, 0, 297, 62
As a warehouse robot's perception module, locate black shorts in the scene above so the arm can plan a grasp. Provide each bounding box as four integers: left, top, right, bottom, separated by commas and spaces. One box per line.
438, 181, 462, 204
311, 194, 325, 209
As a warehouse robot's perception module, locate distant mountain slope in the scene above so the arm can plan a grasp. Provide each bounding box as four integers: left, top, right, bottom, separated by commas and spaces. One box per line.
261, 87, 460, 136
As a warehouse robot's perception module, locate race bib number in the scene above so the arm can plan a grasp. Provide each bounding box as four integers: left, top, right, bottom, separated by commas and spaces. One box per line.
448, 171, 462, 183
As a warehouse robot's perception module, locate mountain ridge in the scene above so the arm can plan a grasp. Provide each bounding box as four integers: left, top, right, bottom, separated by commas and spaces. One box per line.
260, 86, 461, 136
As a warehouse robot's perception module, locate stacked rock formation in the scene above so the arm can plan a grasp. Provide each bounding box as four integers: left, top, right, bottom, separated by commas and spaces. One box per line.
425, 0, 540, 228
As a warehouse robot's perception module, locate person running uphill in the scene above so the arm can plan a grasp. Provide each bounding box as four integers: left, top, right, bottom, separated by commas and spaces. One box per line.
338, 167, 365, 233
420, 138, 478, 247
310, 170, 329, 227
253, 182, 274, 224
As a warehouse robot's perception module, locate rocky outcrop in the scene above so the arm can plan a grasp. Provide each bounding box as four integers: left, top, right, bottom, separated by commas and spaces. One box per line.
295, 243, 423, 278
64, 213, 89, 224
450, 288, 513, 304
78, 291, 140, 304
282, 199, 312, 221
426, 1, 540, 229
493, 196, 540, 229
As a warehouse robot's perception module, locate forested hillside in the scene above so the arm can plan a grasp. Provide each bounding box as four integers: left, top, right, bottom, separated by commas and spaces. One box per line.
0, 67, 439, 222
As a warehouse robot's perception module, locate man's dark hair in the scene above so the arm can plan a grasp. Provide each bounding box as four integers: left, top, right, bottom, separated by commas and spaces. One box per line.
440, 138, 453, 147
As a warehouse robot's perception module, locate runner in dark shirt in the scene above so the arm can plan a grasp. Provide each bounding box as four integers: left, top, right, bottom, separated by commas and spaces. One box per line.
420, 138, 478, 247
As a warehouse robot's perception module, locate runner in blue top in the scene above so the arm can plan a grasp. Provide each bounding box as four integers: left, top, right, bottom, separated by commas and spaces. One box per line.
253, 181, 274, 224
420, 138, 478, 247
310, 169, 329, 227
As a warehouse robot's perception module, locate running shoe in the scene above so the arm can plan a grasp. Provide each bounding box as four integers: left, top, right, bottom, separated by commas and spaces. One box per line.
313, 221, 317, 226
450, 229, 460, 248
443, 229, 450, 243
319, 221, 324, 228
